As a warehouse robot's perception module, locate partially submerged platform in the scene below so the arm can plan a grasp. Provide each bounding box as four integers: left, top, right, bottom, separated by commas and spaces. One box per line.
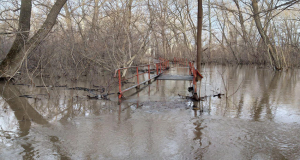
115, 60, 201, 99
156, 74, 193, 81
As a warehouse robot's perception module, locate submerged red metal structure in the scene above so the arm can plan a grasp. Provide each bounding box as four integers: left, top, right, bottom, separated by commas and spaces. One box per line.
173, 57, 189, 66
114, 58, 202, 99
114, 59, 169, 99
189, 61, 203, 93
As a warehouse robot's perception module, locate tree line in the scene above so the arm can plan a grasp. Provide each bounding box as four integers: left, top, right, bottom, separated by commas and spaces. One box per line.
0, 0, 299, 80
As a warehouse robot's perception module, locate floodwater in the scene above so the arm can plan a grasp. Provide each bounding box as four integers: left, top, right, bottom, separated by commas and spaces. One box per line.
0, 65, 300, 159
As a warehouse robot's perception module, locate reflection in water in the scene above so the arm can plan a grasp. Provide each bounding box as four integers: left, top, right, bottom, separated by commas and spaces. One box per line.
0, 65, 300, 159
252, 72, 281, 121
0, 82, 73, 159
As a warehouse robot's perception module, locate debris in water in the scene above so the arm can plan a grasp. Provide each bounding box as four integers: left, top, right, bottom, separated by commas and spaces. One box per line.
87, 93, 115, 100
87, 95, 100, 99
19, 95, 33, 98
188, 87, 193, 92
213, 93, 224, 98
178, 93, 204, 101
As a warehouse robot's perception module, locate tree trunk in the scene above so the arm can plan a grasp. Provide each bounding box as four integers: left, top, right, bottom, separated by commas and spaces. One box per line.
233, 0, 255, 62
63, 2, 72, 31
0, 0, 67, 78
0, 0, 32, 78
186, 0, 196, 43
197, 0, 203, 71
208, 0, 212, 59
126, 0, 133, 58
90, 0, 103, 41
251, 0, 281, 70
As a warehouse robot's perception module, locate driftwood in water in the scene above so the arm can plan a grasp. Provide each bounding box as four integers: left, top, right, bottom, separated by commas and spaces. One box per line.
178, 93, 204, 101
178, 93, 224, 101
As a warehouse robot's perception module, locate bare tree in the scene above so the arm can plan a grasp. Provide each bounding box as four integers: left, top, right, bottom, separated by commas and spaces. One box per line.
1, 0, 300, 81
251, 0, 281, 70
0, 0, 67, 78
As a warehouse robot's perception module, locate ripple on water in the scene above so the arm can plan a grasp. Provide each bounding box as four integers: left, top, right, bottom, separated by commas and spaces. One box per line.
1, 65, 300, 159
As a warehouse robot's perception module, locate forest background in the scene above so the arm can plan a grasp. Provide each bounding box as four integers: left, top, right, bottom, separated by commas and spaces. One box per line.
0, 0, 299, 82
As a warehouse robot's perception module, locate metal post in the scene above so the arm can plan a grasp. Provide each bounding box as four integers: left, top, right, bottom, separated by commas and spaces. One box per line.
165, 61, 167, 69
189, 62, 191, 75
148, 65, 151, 84
186, 59, 188, 67
136, 67, 140, 89
148, 65, 150, 79
156, 63, 159, 75
191, 62, 193, 74
160, 63, 162, 74
118, 70, 122, 99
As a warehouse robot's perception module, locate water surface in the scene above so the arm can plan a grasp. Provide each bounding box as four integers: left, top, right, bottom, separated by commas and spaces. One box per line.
0, 65, 300, 159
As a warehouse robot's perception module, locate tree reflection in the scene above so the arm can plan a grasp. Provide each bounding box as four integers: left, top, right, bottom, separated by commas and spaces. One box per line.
0, 82, 70, 159
193, 119, 210, 160
252, 72, 281, 121
0, 82, 49, 134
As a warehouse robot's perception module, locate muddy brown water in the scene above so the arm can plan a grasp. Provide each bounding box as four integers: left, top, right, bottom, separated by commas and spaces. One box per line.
0, 65, 300, 159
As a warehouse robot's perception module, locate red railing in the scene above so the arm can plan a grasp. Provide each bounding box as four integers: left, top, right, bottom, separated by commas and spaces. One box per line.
114, 57, 202, 99
114, 59, 169, 99
189, 61, 203, 93
159, 57, 170, 69
173, 57, 190, 66
172, 58, 204, 94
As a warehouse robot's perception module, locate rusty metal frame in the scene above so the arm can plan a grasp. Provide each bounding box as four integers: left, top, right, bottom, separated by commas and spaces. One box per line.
188, 61, 203, 94
114, 59, 169, 99
114, 58, 203, 99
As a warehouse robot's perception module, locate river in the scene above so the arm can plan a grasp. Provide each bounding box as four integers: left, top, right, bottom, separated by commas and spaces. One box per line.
0, 65, 299, 159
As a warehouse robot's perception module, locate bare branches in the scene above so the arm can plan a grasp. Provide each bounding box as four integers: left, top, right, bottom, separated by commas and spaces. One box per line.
0, 19, 18, 21
1, 0, 300, 81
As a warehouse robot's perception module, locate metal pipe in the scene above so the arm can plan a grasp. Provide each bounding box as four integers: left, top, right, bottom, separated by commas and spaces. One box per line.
136, 67, 140, 89
118, 70, 122, 98
160, 63, 162, 74
156, 63, 158, 75
148, 65, 151, 84
114, 62, 161, 77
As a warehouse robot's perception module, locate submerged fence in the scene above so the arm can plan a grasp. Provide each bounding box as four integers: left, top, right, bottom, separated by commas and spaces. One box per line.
114, 58, 203, 99
114, 59, 169, 99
